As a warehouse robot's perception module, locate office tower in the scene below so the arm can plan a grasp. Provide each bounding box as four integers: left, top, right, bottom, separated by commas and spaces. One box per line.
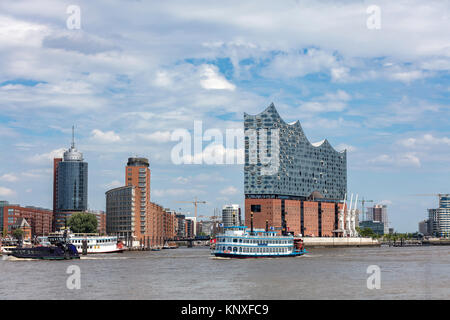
53, 127, 88, 230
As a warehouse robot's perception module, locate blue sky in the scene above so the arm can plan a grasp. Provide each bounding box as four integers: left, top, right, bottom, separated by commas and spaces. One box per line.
0, 0, 449, 232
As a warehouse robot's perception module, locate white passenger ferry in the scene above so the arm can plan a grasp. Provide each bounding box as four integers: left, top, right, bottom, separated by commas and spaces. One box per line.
213, 226, 306, 258
38, 232, 124, 254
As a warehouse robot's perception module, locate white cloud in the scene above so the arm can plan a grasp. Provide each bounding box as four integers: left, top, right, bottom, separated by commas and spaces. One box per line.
91, 129, 121, 143
199, 65, 236, 91
21, 168, 52, 179
0, 186, 15, 197
173, 176, 189, 184
389, 70, 428, 83
0, 173, 18, 182
140, 131, 172, 143
103, 180, 123, 190
335, 144, 357, 152
220, 186, 239, 195
299, 90, 351, 113
398, 153, 421, 167
368, 153, 421, 168
27, 148, 65, 164
398, 134, 450, 148
152, 188, 206, 198
261, 49, 339, 79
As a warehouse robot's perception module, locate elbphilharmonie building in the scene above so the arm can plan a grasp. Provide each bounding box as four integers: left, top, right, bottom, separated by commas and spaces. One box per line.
244, 103, 348, 237
244, 103, 347, 200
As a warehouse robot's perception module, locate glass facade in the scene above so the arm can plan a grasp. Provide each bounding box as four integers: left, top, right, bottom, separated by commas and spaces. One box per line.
244, 103, 347, 200
105, 186, 136, 237
57, 160, 88, 211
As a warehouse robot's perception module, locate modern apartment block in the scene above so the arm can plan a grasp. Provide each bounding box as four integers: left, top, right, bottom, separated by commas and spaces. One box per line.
106, 157, 179, 247
366, 204, 389, 234
106, 186, 137, 246
185, 218, 195, 238
125, 157, 151, 242
428, 194, 450, 237
244, 103, 347, 237
222, 204, 241, 227
0, 201, 53, 237
176, 214, 186, 237
53, 128, 88, 230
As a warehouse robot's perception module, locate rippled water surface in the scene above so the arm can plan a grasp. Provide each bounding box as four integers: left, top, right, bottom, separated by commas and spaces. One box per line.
1, 246, 449, 299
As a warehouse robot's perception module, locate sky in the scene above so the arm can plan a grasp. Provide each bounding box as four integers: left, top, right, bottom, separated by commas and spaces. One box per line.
0, 0, 449, 232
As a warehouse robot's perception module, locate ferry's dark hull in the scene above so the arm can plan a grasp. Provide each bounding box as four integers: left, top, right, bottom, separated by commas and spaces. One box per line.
9, 246, 80, 260
214, 251, 306, 259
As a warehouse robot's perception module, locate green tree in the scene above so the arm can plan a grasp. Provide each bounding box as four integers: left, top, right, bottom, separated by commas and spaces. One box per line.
12, 228, 24, 240
359, 227, 375, 238
67, 212, 98, 234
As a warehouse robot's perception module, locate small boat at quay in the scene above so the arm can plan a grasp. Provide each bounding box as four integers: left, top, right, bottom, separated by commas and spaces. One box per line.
213, 226, 307, 259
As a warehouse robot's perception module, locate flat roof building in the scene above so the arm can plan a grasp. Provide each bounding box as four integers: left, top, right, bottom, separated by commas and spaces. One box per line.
0, 201, 53, 237
106, 185, 137, 247
222, 204, 241, 227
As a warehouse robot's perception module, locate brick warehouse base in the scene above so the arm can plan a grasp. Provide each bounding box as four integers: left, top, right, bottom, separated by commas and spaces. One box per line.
245, 198, 346, 237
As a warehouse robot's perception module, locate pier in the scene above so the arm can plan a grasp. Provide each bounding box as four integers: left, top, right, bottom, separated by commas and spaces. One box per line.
300, 237, 380, 247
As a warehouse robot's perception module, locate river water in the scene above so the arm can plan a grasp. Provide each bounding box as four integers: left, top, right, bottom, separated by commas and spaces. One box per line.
1, 246, 449, 299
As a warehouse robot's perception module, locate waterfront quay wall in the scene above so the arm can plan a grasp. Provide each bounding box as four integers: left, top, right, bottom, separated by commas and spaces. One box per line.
300, 237, 380, 247
423, 238, 450, 246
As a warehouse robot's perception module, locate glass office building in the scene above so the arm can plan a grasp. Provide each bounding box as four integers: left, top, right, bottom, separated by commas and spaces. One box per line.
56, 141, 88, 212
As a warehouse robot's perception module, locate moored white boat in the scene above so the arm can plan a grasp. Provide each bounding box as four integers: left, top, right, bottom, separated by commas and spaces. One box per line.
38, 232, 124, 254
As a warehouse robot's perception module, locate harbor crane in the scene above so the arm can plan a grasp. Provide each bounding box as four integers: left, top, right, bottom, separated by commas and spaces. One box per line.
174, 197, 207, 220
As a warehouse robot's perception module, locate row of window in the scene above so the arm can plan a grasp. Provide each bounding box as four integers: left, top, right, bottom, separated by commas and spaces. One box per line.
217, 237, 291, 245
71, 239, 115, 244
217, 246, 290, 254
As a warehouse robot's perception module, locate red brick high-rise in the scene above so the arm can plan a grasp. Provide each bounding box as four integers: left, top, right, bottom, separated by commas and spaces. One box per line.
125, 157, 151, 245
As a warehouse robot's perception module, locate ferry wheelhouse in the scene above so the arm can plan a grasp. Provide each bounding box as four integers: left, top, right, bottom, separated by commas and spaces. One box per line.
213, 226, 306, 258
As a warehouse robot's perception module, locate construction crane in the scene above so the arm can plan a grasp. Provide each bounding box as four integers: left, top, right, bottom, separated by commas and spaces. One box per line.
358, 198, 374, 222
174, 197, 206, 220
411, 194, 449, 206
412, 194, 449, 197
198, 215, 220, 221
